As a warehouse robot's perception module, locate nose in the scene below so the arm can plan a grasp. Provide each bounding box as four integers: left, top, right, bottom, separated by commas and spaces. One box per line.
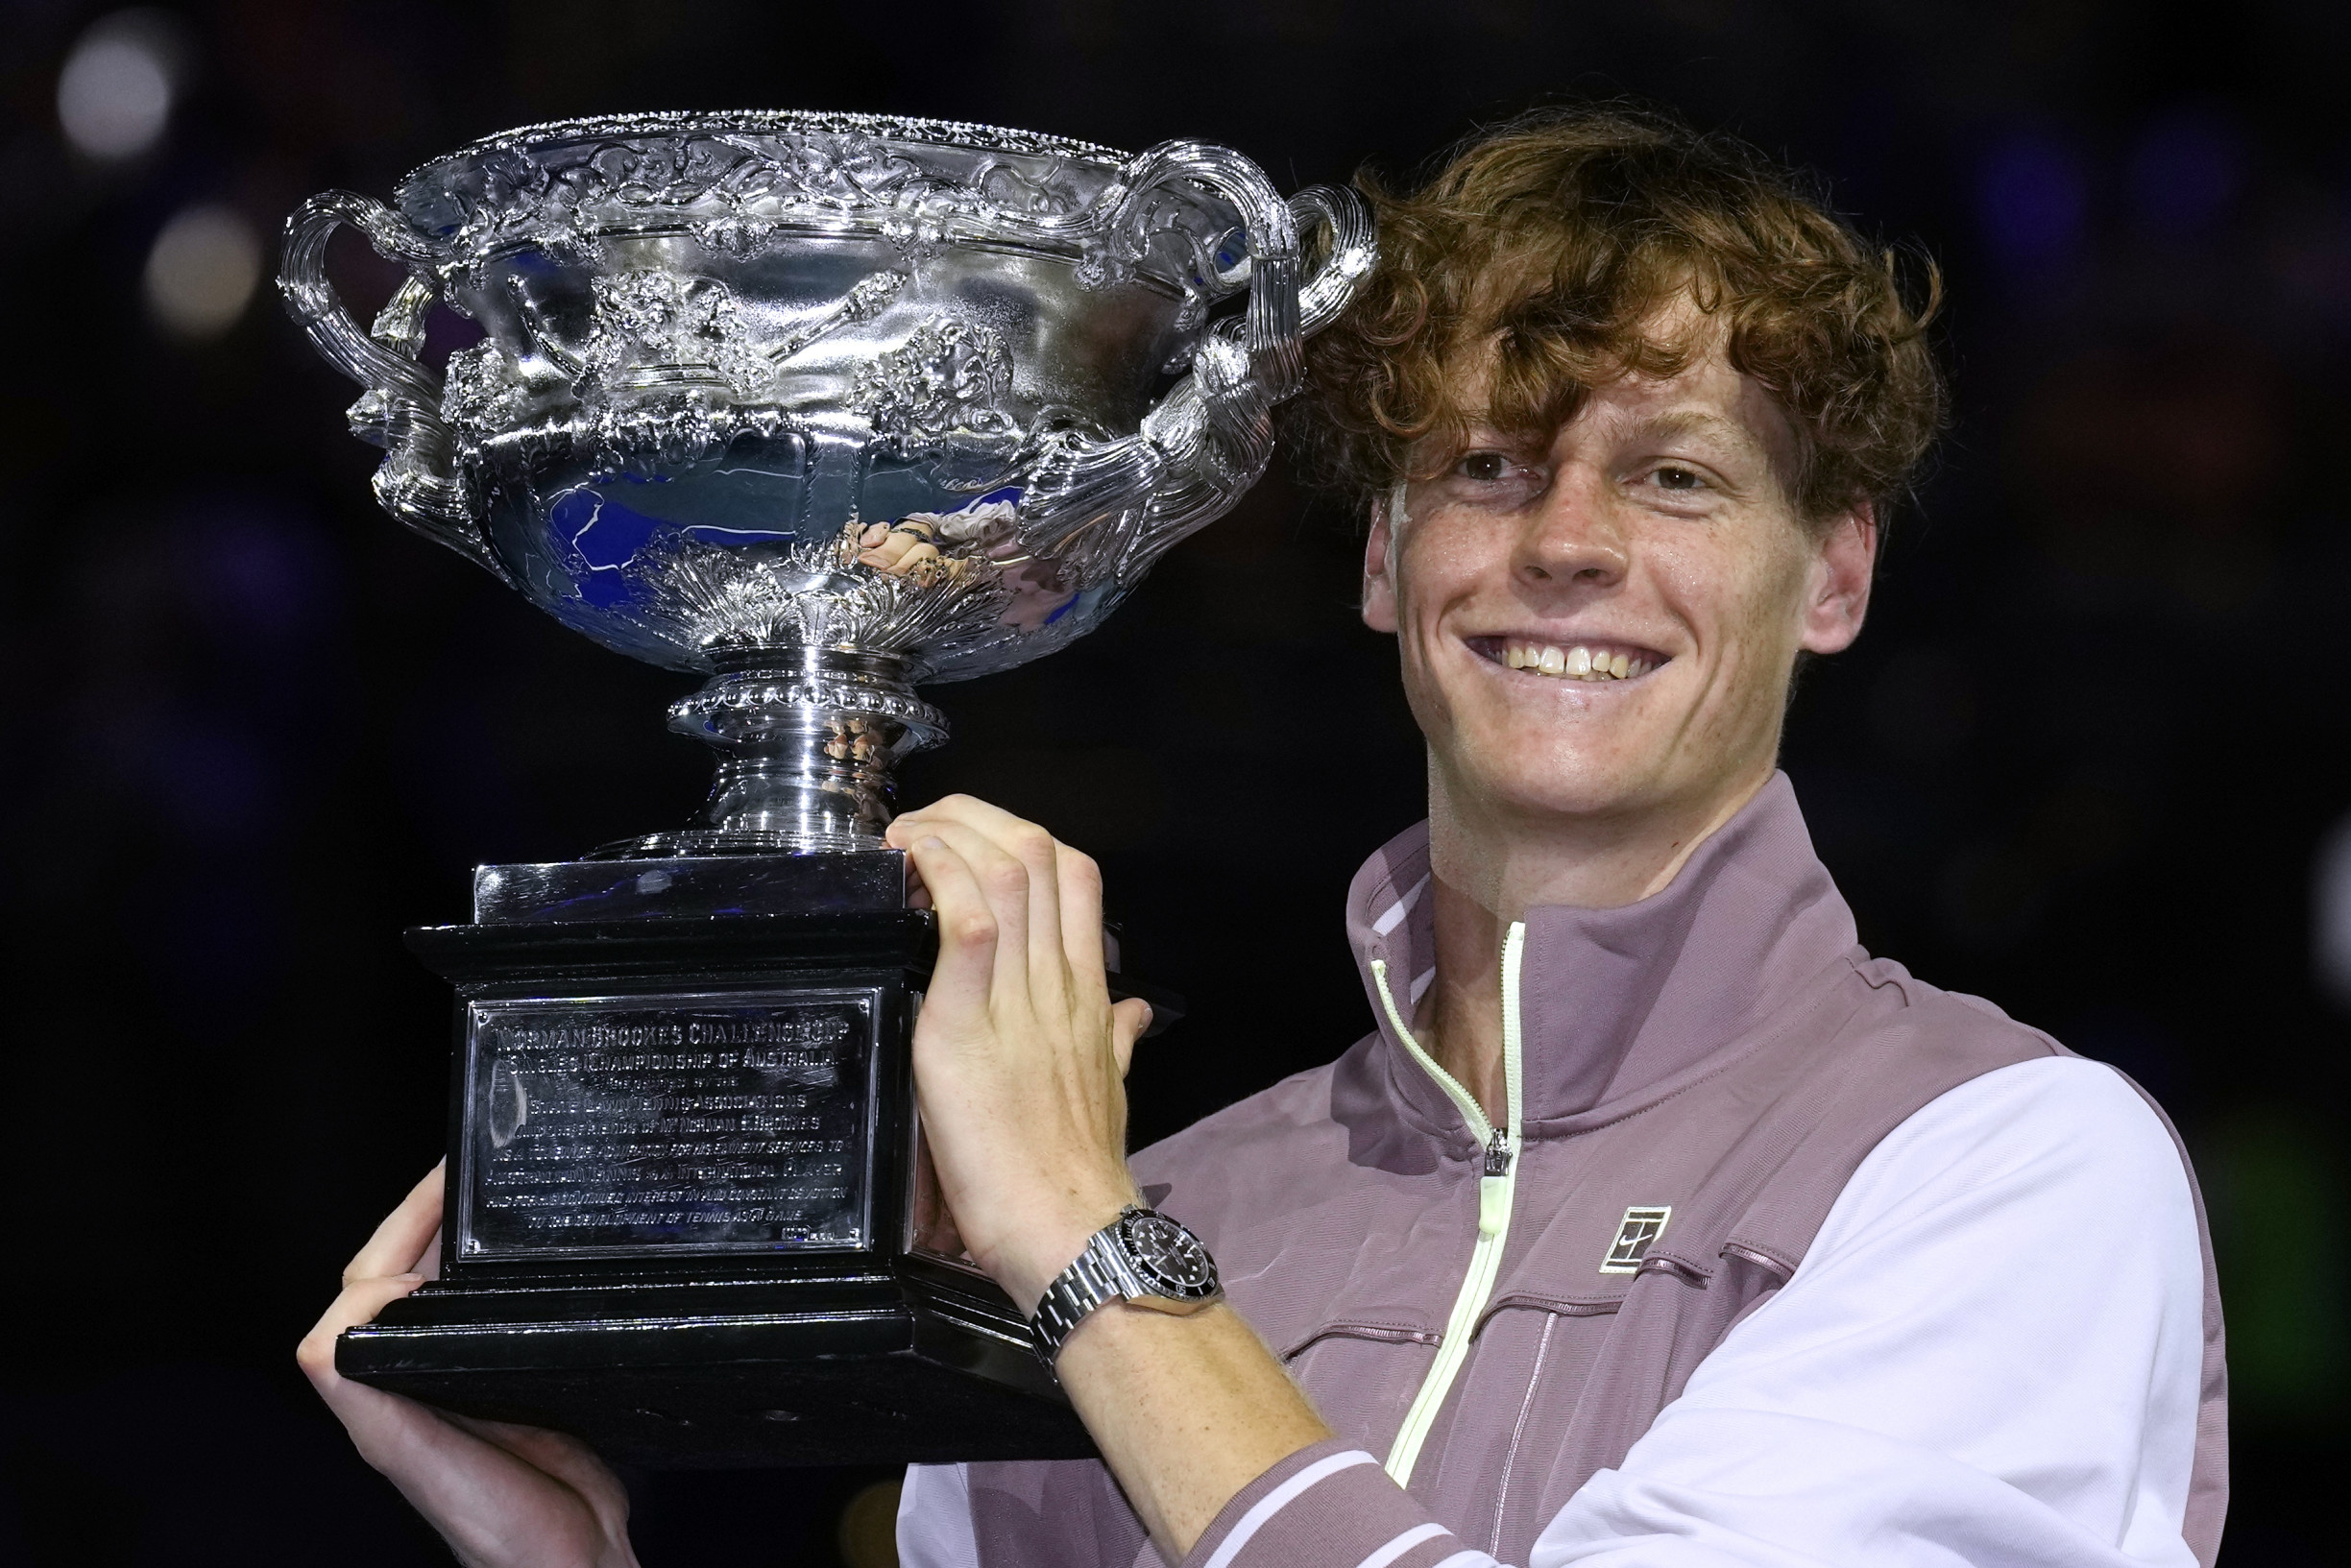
1515, 474, 1629, 591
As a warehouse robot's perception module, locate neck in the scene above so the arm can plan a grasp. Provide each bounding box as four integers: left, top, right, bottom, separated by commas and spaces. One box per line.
1412, 757, 1778, 1121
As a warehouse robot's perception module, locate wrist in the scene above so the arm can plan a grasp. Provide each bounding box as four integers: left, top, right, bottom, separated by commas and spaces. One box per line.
989, 1188, 1139, 1316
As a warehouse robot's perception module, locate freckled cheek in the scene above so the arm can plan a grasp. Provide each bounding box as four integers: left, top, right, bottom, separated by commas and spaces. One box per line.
1636, 543, 1731, 655
1395, 515, 1491, 591
1393, 524, 1497, 644
1636, 548, 1794, 749
1684, 612, 1805, 753
1644, 532, 1798, 659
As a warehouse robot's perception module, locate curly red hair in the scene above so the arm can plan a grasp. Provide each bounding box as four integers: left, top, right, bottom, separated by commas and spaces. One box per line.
1297, 107, 1945, 526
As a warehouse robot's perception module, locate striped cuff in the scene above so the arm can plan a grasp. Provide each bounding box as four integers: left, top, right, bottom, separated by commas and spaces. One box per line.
1181, 1439, 1490, 1568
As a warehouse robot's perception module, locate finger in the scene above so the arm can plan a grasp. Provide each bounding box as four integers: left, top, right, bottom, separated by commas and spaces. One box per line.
1055, 844, 1109, 993
887, 820, 934, 905
910, 801, 1068, 1007
885, 799, 963, 852
361, 1406, 627, 1566
890, 797, 1057, 952
925, 803, 1079, 1030
1004, 819, 1069, 1012
1110, 997, 1151, 1078
887, 793, 1044, 851
300, 1272, 428, 1389
345, 1162, 445, 1286
445, 1414, 633, 1515
911, 817, 1037, 1003
903, 833, 1000, 1025
906, 793, 1057, 839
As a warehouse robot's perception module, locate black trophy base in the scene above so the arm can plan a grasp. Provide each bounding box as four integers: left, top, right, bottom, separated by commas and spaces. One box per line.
350, 849, 1164, 1468
341, 1263, 1092, 1468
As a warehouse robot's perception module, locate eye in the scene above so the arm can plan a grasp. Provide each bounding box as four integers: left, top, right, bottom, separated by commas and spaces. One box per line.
1651, 465, 1706, 492
1432, 447, 1547, 511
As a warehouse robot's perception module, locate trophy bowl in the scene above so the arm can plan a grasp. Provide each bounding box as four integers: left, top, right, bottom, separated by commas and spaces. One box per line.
282, 109, 1372, 853
279, 113, 1372, 1466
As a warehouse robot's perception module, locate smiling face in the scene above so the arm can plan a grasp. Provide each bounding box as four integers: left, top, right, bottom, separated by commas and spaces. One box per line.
1362, 322, 1878, 849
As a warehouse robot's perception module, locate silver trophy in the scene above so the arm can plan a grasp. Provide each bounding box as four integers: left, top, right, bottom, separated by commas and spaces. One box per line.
283, 109, 1371, 852
280, 111, 1369, 1465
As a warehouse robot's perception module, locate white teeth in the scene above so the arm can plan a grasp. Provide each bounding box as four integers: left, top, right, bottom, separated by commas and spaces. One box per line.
1496, 639, 1660, 683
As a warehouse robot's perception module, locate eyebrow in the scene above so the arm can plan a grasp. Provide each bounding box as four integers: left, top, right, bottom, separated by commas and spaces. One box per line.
1629, 410, 1769, 454
1451, 407, 1779, 470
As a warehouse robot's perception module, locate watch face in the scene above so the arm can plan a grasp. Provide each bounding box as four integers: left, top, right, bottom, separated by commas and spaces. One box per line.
1118, 1209, 1220, 1298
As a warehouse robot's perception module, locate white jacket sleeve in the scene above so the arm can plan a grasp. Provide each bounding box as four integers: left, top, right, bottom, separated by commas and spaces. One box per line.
898, 1459, 982, 1568
1529, 1054, 2207, 1567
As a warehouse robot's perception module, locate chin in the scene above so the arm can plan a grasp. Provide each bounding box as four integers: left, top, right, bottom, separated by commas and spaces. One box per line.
1450, 742, 1669, 823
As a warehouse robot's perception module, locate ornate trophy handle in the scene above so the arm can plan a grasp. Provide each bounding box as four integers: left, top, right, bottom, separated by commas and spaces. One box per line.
1289, 182, 1379, 339
1016, 148, 1372, 566
1122, 175, 1373, 569
278, 192, 501, 577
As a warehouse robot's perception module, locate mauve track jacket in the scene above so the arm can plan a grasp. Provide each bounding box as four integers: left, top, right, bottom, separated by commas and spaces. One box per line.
900, 774, 2226, 1567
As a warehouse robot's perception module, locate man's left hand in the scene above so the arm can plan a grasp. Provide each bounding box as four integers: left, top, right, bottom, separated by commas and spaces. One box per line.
883, 796, 1152, 1315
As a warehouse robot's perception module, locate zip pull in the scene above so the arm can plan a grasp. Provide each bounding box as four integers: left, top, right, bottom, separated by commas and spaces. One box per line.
1477, 1131, 1512, 1237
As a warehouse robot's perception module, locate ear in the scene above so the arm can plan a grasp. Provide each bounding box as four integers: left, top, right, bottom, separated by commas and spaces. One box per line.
1362, 488, 1401, 633
1798, 503, 1877, 656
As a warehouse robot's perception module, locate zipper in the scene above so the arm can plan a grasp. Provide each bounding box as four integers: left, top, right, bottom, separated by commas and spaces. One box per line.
1369, 921, 1526, 1487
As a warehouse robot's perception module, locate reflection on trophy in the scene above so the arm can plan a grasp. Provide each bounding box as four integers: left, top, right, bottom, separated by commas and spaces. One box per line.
280, 110, 1371, 1464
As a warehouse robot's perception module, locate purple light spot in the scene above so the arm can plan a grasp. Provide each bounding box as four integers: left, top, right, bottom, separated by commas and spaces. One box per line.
1978, 133, 2088, 277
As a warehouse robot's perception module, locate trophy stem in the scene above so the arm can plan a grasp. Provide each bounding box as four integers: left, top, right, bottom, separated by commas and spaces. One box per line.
594, 647, 948, 858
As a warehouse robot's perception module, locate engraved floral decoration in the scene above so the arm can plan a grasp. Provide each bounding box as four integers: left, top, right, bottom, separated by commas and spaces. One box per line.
402, 113, 1111, 268
626, 534, 1005, 663
440, 341, 535, 439
437, 264, 915, 454
850, 321, 1019, 451
578, 271, 768, 393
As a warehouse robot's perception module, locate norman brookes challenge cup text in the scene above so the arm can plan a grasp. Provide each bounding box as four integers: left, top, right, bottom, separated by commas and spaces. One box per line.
458, 993, 879, 1256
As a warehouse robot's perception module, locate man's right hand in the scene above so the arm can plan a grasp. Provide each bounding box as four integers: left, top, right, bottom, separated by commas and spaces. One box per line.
299, 1163, 641, 1568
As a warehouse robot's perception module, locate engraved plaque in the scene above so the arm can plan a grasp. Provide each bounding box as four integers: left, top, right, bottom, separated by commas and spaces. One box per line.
456, 989, 881, 1259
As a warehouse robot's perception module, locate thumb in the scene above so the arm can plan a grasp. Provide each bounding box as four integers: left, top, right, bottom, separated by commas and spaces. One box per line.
1110, 997, 1151, 1079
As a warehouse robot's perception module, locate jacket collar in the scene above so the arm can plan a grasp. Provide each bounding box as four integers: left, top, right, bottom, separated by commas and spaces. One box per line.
1344, 772, 1860, 1140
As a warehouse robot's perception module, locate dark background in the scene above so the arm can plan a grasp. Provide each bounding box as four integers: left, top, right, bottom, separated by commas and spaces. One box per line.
3, 1, 2346, 1563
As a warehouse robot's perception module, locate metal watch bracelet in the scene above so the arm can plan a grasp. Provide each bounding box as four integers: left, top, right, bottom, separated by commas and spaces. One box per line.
1030, 1206, 1221, 1365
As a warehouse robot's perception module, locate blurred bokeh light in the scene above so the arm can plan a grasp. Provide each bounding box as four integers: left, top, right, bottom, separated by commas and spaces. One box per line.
143, 203, 260, 338
55, 10, 188, 161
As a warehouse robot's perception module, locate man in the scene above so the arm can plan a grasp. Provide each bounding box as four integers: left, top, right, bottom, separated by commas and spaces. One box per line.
304, 109, 2223, 1568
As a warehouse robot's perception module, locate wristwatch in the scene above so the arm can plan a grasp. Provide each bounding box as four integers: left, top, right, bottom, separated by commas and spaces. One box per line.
1030, 1205, 1224, 1364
